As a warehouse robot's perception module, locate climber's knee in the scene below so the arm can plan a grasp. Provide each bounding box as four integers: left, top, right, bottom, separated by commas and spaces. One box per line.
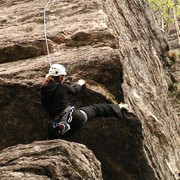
80, 110, 88, 124
72, 109, 88, 125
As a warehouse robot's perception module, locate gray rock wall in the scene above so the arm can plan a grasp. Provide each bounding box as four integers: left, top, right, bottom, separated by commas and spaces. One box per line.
0, 140, 102, 179
0, 0, 179, 180
103, 0, 180, 179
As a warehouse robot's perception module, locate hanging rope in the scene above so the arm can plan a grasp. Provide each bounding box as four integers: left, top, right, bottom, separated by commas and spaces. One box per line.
44, 0, 52, 66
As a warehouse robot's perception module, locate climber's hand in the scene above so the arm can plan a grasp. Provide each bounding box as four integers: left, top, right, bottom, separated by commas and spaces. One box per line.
77, 79, 86, 86
43, 74, 54, 85
45, 74, 50, 79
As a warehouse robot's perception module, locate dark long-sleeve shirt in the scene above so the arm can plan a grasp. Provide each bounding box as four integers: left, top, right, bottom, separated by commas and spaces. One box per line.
41, 81, 82, 118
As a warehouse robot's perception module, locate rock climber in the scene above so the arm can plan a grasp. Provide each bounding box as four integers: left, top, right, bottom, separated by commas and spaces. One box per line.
41, 63, 129, 139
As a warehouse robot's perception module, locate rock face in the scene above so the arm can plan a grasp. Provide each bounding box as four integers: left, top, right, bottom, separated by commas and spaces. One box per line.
0, 140, 102, 179
103, 1, 180, 180
0, 0, 179, 180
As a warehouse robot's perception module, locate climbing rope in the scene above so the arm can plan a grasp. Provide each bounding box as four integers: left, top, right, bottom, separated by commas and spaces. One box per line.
44, 0, 52, 66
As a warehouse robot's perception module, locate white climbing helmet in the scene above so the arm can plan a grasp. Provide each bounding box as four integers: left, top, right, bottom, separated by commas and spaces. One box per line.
48, 64, 67, 76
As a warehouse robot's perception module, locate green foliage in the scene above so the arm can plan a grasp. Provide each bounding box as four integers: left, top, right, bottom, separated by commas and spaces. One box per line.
177, 0, 180, 16
148, 0, 180, 31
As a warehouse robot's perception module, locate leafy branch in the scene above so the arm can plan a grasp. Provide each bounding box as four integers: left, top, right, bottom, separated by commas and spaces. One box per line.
148, 0, 180, 44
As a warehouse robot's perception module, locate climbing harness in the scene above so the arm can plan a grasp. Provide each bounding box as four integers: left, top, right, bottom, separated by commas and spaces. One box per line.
52, 106, 75, 135
44, 0, 52, 66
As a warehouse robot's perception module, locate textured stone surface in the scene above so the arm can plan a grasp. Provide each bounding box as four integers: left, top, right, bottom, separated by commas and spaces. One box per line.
103, 1, 180, 179
0, 140, 102, 179
0, 0, 179, 180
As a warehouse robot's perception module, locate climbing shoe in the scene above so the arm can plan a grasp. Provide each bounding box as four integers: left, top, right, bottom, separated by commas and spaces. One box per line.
119, 102, 129, 110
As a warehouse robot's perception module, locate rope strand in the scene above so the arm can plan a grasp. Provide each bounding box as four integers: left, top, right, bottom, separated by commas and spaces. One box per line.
44, 0, 52, 67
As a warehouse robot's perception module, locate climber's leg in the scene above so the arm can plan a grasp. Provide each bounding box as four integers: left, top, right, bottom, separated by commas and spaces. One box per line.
80, 104, 123, 121
71, 109, 88, 125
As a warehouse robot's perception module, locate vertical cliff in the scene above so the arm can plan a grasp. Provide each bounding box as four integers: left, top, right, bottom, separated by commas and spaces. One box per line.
103, 0, 179, 179
0, 0, 179, 179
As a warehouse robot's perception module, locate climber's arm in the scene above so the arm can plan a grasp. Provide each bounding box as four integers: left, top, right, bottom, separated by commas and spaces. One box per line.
64, 79, 86, 95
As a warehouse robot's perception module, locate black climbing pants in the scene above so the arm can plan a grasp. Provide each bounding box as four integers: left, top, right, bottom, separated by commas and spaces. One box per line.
48, 104, 122, 139
80, 104, 122, 120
